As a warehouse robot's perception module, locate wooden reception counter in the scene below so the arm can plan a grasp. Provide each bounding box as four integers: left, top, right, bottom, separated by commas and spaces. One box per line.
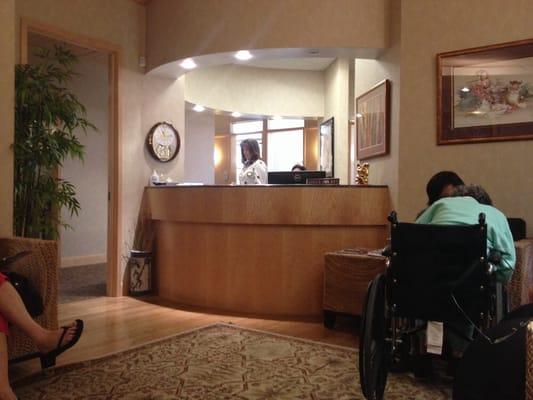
144, 185, 390, 317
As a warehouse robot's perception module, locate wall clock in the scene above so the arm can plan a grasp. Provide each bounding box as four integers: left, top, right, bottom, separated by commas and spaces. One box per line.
146, 122, 180, 162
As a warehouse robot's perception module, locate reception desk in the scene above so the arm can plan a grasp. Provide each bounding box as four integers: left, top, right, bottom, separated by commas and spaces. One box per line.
143, 185, 390, 317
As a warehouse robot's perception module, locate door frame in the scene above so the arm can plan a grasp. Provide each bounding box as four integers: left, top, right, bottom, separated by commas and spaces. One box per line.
20, 18, 123, 296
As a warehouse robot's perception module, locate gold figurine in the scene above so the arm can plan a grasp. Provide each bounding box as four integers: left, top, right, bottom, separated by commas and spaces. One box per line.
355, 162, 369, 184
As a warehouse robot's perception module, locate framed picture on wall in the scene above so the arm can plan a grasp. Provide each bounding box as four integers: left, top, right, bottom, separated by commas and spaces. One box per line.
319, 118, 334, 177
437, 38, 533, 145
356, 79, 391, 160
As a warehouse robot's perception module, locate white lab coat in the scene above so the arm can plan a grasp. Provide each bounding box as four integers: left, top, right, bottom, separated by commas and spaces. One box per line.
238, 159, 268, 184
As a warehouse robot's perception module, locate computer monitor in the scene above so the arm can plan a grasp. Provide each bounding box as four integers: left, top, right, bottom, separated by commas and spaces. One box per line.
268, 170, 326, 184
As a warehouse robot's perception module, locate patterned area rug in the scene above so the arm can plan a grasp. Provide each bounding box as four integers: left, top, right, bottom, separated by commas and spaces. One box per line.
14, 323, 451, 399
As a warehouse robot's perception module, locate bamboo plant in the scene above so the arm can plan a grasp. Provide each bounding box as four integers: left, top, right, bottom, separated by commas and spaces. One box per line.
14, 45, 96, 239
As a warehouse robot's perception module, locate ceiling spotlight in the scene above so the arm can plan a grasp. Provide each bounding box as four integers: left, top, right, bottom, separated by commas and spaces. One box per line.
231, 111, 242, 118
235, 50, 253, 61
180, 58, 197, 69
193, 104, 205, 112
356, 113, 363, 118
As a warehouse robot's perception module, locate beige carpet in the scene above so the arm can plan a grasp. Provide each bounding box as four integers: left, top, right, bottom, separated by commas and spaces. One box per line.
14, 323, 451, 399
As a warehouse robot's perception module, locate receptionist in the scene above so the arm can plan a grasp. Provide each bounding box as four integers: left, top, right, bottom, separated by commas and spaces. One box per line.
238, 139, 268, 185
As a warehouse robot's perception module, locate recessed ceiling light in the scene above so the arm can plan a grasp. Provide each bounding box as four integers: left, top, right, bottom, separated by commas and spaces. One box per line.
356, 113, 363, 118
193, 104, 205, 112
231, 111, 242, 118
235, 50, 253, 61
180, 58, 197, 69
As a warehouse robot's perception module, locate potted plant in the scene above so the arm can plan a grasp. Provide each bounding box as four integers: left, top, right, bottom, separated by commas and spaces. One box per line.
14, 45, 96, 239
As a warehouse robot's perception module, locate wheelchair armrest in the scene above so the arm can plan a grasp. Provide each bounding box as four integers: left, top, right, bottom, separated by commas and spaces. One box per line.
381, 245, 392, 257
488, 249, 502, 265
486, 249, 502, 276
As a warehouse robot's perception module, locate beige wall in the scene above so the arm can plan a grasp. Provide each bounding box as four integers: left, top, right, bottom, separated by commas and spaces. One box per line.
146, 0, 389, 71
185, 108, 215, 184
324, 58, 350, 184
399, 0, 533, 235
11, 0, 188, 290
354, 0, 400, 208
13, 0, 147, 290
141, 75, 185, 184
214, 135, 232, 184
185, 65, 324, 117
0, 0, 15, 236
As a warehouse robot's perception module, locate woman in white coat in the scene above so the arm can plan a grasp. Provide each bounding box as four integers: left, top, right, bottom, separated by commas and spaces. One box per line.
238, 139, 268, 184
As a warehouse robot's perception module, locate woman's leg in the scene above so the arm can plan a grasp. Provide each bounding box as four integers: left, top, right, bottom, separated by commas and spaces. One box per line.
0, 333, 17, 400
0, 280, 77, 353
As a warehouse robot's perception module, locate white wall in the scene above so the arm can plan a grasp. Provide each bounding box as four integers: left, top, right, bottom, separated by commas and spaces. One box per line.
185, 65, 324, 117
60, 52, 108, 264
324, 58, 350, 184
184, 108, 215, 184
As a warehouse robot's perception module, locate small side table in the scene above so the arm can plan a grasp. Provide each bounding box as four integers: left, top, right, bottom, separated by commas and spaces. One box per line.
323, 249, 387, 329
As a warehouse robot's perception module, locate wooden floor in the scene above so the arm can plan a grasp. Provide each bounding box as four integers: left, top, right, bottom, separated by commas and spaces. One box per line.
10, 296, 360, 382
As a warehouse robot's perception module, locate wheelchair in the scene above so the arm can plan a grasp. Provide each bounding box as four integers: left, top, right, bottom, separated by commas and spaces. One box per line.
359, 211, 506, 400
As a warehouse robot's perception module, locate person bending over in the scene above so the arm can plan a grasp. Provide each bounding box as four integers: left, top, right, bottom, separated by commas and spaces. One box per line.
238, 139, 268, 185
425, 171, 465, 206
416, 184, 515, 283
0, 272, 84, 400
414, 184, 515, 371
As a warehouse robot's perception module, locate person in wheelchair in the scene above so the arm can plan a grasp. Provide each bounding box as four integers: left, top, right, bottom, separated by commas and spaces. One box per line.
416, 184, 515, 284
414, 184, 515, 371
359, 185, 516, 400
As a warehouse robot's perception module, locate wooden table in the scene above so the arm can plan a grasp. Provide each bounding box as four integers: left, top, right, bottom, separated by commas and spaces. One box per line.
323, 249, 387, 328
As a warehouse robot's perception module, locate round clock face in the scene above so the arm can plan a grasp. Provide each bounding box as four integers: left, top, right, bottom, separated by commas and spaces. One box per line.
146, 122, 180, 162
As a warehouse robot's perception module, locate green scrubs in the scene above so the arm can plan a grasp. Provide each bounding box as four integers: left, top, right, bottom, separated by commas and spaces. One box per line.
416, 196, 516, 283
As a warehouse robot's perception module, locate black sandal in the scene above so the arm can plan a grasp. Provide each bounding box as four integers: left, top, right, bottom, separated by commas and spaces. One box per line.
40, 319, 84, 369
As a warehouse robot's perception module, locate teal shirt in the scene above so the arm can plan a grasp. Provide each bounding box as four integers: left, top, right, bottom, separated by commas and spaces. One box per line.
416, 196, 516, 283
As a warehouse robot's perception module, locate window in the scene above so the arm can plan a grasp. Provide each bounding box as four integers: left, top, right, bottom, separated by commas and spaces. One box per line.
267, 130, 304, 172
231, 120, 262, 134
267, 118, 304, 131
230, 118, 306, 179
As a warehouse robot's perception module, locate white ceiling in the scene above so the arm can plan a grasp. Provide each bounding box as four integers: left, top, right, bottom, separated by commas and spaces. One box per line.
245, 57, 335, 71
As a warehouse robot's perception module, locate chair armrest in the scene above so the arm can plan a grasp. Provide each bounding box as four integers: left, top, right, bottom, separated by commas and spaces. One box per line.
507, 239, 533, 311
527, 321, 533, 400
1, 237, 59, 361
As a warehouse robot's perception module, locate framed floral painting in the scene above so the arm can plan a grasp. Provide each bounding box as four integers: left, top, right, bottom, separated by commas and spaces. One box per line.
437, 38, 533, 144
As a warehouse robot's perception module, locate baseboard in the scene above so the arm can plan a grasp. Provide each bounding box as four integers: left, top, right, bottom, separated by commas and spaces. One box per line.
61, 253, 107, 268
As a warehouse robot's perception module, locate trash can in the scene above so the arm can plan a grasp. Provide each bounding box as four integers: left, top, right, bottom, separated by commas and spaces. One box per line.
129, 249, 152, 296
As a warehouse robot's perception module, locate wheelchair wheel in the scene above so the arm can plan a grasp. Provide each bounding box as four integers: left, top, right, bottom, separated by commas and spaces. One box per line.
359, 273, 389, 400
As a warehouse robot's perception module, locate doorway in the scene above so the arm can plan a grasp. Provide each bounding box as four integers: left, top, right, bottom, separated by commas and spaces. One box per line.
21, 20, 121, 297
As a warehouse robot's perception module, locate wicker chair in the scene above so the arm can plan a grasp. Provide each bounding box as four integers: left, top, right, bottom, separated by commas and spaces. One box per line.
0, 237, 59, 362
526, 322, 533, 400
507, 239, 533, 311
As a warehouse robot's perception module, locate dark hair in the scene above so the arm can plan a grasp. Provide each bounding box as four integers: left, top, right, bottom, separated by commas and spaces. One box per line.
240, 139, 261, 166
291, 164, 306, 171
426, 171, 464, 205
452, 184, 493, 206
